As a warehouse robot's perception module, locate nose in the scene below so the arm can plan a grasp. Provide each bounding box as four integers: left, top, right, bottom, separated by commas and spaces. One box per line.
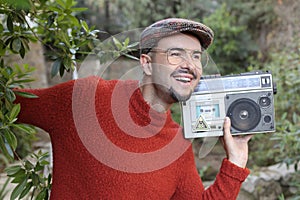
180, 56, 202, 73
179, 60, 201, 79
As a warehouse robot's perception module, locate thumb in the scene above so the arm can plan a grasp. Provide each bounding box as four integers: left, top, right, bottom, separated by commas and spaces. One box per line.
223, 117, 232, 138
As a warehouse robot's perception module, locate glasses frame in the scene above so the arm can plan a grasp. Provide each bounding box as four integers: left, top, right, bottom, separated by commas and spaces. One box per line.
149, 47, 209, 68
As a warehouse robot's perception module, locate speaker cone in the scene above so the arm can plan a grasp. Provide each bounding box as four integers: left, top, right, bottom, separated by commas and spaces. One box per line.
259, 96, 271, 107
227, 98, 261, 132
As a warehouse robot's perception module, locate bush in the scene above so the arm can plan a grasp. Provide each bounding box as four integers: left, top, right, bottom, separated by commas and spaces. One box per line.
248, 37, 300, 198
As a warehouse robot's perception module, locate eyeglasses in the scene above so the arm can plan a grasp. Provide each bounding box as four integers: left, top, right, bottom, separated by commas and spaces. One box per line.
150, 48, 209, 68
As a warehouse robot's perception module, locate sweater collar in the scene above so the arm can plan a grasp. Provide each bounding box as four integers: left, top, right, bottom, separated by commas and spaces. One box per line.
126, 80, 175, 128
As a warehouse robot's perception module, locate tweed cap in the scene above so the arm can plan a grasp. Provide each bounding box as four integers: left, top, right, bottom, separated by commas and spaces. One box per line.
140, 18, 214, 54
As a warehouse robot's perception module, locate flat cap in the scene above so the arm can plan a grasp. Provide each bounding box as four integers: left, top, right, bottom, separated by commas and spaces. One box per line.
140, 18, 214, 53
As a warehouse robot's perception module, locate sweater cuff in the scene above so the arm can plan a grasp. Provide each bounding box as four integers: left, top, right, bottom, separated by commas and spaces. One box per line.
220, 158, 250, 182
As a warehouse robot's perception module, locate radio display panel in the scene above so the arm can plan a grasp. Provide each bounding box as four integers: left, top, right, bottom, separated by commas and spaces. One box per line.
194, 76, 262, 93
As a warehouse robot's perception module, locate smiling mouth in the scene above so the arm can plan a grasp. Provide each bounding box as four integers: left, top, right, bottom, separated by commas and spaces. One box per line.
173, 76, 192, 83
171, 69, 197, 83
172, 69, 197, 83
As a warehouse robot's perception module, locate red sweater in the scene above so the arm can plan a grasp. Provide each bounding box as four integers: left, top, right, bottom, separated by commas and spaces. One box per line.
16, 76, 249, 199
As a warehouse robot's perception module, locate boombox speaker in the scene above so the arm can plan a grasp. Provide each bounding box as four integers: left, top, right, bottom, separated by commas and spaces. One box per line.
226, 91, 274, 133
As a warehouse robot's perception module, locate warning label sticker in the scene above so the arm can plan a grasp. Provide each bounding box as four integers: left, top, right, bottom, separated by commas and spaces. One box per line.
192, 114, 211, 132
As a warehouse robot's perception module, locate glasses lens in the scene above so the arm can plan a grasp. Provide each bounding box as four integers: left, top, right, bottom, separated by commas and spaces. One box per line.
167, 48, 209, 68
201, 51, 209, 68
167, 48, 184, 65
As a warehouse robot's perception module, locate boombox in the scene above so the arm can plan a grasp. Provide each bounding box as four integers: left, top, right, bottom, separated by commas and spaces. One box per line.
181, 71, 276, 138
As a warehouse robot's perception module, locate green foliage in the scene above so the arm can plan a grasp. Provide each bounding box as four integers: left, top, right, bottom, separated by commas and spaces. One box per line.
33, 0, 100, 77
203, 3, 257, 74
96, 0, 216, 32
0, 0, 100, 78
248, 36, 300, 198
224, 0, 278, 35
0, 1, 139, 199
0, 0, 103, 199
0, 177, 10, 199
0, 62, 37, 162
248, 42, 300, 168
94, 36, 139, 64
116, 0, 192, 27
5, 151, 52, 200
266, 42, 300, 169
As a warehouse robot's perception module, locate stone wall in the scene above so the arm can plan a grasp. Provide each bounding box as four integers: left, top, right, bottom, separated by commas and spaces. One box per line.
200, 161, 299, 200
239, 162, 299, 199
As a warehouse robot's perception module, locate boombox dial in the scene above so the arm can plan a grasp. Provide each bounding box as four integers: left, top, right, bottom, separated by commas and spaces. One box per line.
259, 95, 271, 107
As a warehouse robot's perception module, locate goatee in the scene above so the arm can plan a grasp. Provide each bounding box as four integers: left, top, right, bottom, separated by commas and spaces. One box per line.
169, 87, 193, 102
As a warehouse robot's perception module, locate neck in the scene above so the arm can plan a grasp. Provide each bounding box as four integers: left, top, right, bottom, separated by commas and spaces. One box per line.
139, 77, 174, 113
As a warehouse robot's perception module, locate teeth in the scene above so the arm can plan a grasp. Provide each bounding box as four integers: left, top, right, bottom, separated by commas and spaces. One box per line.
175, 77, 191, 83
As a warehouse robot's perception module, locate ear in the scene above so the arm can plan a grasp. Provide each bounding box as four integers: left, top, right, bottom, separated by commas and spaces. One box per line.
140, 54, 152, 76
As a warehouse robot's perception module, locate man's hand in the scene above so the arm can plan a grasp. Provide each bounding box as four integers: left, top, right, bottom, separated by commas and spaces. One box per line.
220, 117, 253, 168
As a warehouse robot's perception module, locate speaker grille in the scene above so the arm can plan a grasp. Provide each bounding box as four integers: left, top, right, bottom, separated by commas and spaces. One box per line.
227, 98, 261, 132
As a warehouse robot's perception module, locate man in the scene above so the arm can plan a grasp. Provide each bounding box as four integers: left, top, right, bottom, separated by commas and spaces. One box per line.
16, 18, 252, 199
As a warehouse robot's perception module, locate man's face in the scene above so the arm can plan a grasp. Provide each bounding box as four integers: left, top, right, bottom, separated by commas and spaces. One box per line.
150, 33, 203, 103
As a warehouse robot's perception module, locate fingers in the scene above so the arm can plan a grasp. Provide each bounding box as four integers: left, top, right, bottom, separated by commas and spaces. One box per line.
221, 117, 253, 168
223, 117, 253, 141
223, 117, 232, 139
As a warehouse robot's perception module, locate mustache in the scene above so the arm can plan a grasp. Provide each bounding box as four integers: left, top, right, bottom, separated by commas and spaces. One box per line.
170, 68, 197, 79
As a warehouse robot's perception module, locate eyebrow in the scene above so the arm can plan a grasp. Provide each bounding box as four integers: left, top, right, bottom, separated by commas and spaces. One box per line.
167, 47, 203, 52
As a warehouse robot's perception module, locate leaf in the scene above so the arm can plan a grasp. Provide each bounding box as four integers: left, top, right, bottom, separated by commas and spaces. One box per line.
10, 176, 28, 200
12, 78, 36, 84
36, 188, 47, 200
123, 53, 139, 61
38, 152, 50, 161
127, 42, 139, 48
14, 91, 38, 98
68, 14, 80, 27
19, 42, 26, 58
47, 174, 52, 185
56, 0, 65, 9
124, 37, 130, 46
0, 135, 14, 160
51, 59, 62, 78
11, 124, 36, 135
4, 165, 22, 176
24, 160, 34, 170
31, 173, 39, 186
3, 129, 17, 151
59, 63, 65, 77
9, 103, 20, 121
11, 170, 26, 183
48, 6, 62, 13
19, 182, 33, 199
34, 162, 43, 172
72, 7, 88, 12
7, 14, 14, 33
40, 160, 50, 166
5, 88, 16, 102
81, 20, 89, 32
113, 37, 122, 50
11, 38, 22, 53
66, 0, 73, 9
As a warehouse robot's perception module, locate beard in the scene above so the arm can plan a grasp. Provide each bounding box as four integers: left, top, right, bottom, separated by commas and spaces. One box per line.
169, 86, 193, 102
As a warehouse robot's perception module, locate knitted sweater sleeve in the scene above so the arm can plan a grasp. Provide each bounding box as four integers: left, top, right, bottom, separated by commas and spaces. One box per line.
14, 79, 75, 133
172, 146, 249, 200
